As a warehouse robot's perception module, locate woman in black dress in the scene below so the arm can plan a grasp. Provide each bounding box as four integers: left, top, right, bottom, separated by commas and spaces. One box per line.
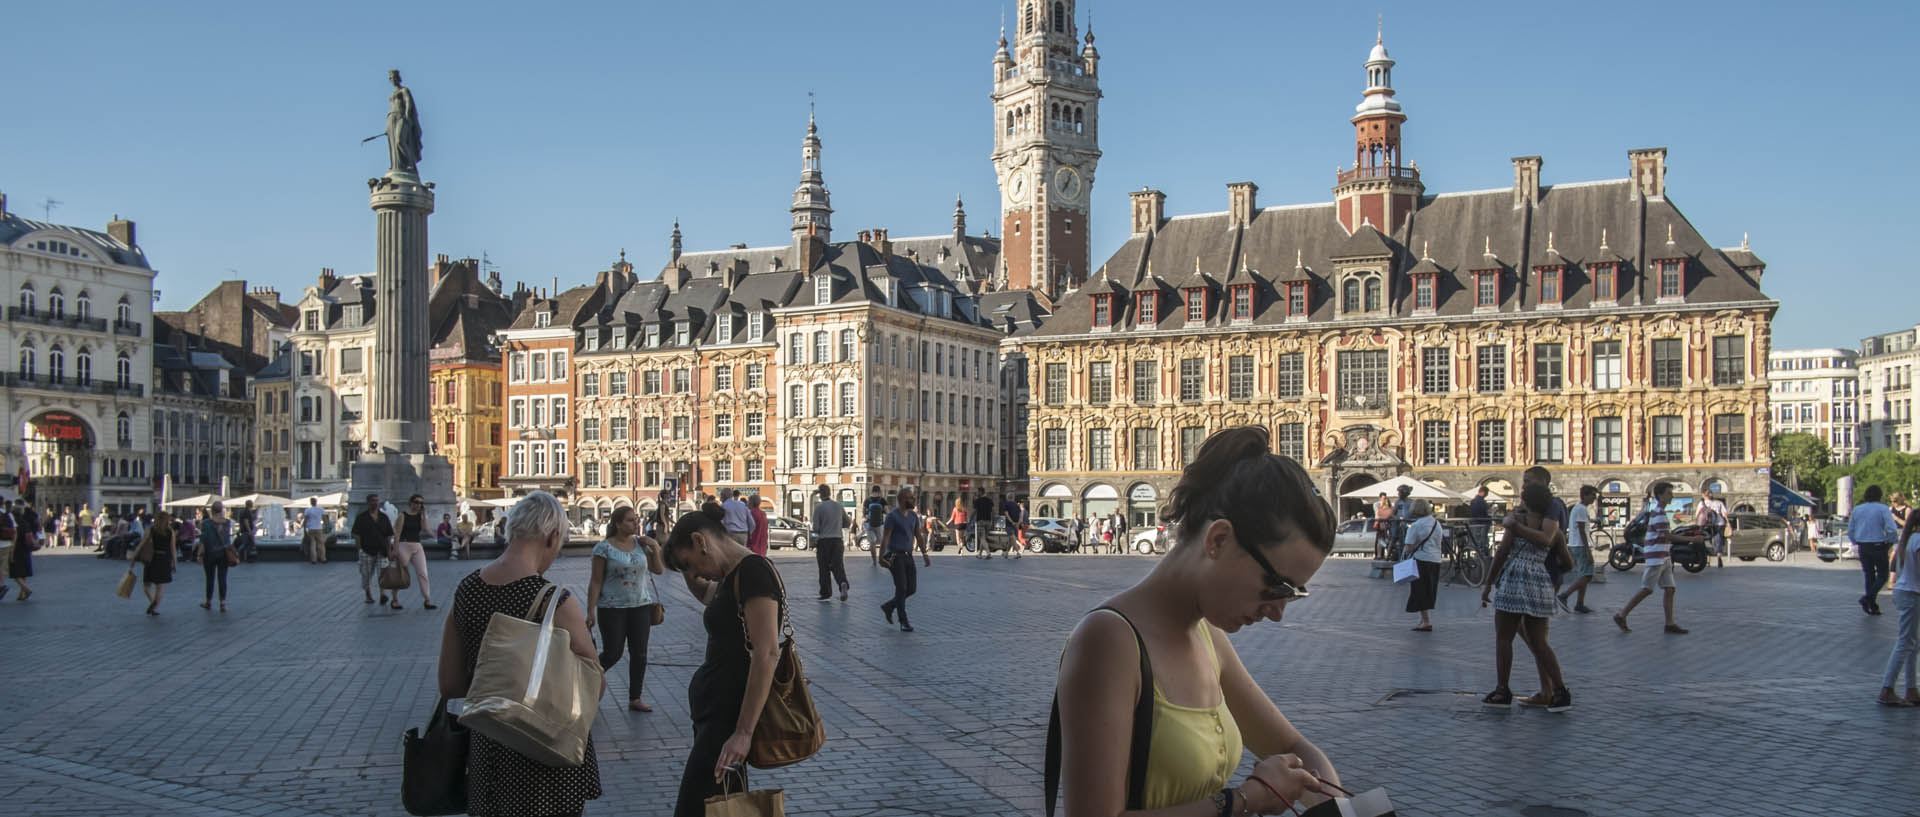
8, 500, 34, 601
134, 511, 177, 615
660, 504, 786, 817
435, 491, 602, 817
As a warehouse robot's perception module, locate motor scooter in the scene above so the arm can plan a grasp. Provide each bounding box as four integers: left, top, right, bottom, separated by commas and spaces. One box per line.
1607, 523, 1710, 573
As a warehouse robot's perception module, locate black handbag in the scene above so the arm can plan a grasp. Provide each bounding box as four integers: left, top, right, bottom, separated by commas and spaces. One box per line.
402, 696, 468, 816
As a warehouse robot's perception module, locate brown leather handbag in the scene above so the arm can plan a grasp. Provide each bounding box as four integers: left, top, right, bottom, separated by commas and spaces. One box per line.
381, 560, 412, 590
733, 566, 824, 768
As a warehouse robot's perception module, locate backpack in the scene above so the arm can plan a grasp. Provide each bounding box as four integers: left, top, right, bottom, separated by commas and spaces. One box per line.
1623, 507, 1657, 546
865, 499, 886, 528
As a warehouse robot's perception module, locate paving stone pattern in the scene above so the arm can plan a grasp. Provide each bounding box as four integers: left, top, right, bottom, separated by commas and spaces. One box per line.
1, 549, 1916, 816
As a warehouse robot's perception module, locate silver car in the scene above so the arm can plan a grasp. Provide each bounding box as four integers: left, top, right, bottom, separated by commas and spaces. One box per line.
766, 516, 812, 550
1332, 518, 1379, 555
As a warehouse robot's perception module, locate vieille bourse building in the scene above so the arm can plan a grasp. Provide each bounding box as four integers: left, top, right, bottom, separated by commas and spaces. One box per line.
1018, 35, 1778, 528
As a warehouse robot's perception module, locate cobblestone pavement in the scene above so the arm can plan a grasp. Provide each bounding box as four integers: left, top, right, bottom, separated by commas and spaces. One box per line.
1, 547, 1916, 816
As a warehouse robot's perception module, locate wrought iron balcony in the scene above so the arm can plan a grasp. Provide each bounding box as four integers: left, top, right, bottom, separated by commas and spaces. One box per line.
113, 319, 143, 337
5, 307, 110, 332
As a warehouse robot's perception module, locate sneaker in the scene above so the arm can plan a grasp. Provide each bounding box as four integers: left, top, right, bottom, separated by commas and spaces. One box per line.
1664, 624, 1689, 635
1574, 604, 1594, 614
1482, 687, 1514, 708
1547, 688, 1573, 713
900, 623, 914, 633
1613, 613, 1631, 633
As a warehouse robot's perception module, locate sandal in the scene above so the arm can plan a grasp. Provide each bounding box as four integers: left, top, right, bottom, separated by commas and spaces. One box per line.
629, 699, 653, 713
1664, 624, 1690, 635
1547, 687, 1573, 713
1482, 686, 1514, 708
391, 601, 404, 610
1411, 625, 1432, 632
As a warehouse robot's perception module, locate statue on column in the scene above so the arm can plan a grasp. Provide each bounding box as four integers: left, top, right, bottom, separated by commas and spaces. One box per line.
370, 69, 423, 175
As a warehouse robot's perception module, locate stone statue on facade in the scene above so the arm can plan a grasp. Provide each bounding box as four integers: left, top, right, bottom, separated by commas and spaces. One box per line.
364, 69, 423, 174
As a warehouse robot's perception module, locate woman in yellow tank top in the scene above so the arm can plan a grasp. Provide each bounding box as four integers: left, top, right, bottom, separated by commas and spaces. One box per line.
1051, 427, 1345, 817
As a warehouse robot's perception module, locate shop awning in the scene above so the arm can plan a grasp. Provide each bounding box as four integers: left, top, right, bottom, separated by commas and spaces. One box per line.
1769, 480, 1816, 515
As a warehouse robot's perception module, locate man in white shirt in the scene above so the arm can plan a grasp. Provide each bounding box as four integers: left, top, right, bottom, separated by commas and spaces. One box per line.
1557, 486, 1600, 614
719, 488, 752, 546
1697, 489, 1730, 568
301, 498, 329, 564
1849, 485, 1902, 616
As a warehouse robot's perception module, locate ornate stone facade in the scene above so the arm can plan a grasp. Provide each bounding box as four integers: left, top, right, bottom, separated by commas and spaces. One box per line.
1018, 32, 1778, 524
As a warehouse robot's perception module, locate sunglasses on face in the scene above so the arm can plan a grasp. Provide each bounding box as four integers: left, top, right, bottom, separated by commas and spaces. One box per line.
1228, 522, 1311, 602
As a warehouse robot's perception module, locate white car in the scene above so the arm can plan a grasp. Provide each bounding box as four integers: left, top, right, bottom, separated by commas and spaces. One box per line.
1129, 525, 1167, 554
1026, 517, 1072, 539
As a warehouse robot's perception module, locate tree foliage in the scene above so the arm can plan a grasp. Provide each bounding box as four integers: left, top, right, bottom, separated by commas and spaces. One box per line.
1814, 448, 1920, 506
1770, 433, 1832, 497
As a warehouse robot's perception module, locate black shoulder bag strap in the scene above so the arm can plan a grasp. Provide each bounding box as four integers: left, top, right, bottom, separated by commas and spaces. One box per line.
1044, 605, 1154, 816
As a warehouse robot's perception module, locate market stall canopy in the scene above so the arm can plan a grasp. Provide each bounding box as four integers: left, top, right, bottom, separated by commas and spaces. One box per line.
1769, 480, 1816, 516
297, 491, 351, 507
162, 493, 225, 509
1339, 475, 1465, 502
224, 493, 295, 507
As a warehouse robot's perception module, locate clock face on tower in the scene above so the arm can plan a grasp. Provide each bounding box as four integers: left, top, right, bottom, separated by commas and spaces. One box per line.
1054, 166, 1083, 203
1009, 172, 1029, 203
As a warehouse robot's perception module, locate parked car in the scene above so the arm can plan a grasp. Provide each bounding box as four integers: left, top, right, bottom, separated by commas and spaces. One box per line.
766, 516, 811, 550
1724, 512, 1792, 562
1130, 525, 1167, 554
1331, 518, 1378, 556
1816, 516, 1857, 562
1026, 517, 1073, 540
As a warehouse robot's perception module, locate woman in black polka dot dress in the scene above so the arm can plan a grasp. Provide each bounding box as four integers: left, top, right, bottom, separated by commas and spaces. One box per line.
438, 491, 602, 816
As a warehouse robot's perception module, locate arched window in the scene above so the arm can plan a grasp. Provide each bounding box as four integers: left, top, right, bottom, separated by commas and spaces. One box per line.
116, 412, 132, 446
1074, 107, 1084, 133
76, 348, 92, 384
48, 288, 64, 318
75, 291, 91, 320
1342, 279, 1361, 312
1051, 103, 1060, 123
1024, 2, 1034, 32
116, 353, 131, 385
48, 345, 65, 381
17, 283, 33, 315
1054, 2, 1066, 33
1364, 278, 1381, 312
1005, 111, 1013, 137
116, 295, 131, 324
17, 343, 34, 378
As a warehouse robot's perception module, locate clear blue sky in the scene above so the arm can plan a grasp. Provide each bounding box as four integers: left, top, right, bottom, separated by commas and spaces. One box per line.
3, 0, 1909, 349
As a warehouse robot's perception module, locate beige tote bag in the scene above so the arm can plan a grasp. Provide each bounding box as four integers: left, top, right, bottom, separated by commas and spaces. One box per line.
460, 582, 604, 766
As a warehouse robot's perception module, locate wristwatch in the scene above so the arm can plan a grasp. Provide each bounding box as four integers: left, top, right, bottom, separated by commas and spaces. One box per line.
1212, 787, 1238, 817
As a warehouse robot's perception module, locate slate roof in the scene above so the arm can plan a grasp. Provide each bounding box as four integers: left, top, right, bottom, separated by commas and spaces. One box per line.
1032, 178, 1773, 338
0, 212, 151, 269
153, 345, 244, 399
427, 262, 516, 361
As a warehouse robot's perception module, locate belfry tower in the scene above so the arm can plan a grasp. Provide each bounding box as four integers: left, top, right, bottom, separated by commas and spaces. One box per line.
991, 0, 1101, 303
1333, 26, 1423, 234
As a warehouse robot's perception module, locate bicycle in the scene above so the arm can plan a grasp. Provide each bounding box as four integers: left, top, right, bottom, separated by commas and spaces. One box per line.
1437, 521, 1490, 588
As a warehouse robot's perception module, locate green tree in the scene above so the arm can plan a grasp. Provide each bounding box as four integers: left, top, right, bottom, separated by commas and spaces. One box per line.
1770, 432, 1832, 496
1832, 449, 1920, 505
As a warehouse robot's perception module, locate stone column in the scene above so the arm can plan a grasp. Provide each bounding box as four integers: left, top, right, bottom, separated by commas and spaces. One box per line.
369, 171, 434, 454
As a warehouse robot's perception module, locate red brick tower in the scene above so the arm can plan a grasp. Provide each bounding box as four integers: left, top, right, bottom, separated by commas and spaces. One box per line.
1333, 26, 1423, 234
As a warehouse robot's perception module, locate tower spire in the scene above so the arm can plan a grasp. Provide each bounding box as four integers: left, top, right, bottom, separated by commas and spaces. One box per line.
1332, 24, 1419, 234
790, 99, 832, 244
669, 218, 682, 263
953, 195, 967, 240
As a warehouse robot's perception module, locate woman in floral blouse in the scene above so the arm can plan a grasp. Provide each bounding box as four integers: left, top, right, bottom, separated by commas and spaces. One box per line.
586, 506, 665, 712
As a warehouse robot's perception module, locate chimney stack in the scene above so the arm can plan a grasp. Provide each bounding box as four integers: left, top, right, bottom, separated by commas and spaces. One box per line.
107, 214, 137, 247
319, 267, 338, 292
1628, 147, 1667, 201
1129, 188, 1166, 236
0, 192, 7, 218
1511, 156, 1542, 209
1227, 182, 1259, 226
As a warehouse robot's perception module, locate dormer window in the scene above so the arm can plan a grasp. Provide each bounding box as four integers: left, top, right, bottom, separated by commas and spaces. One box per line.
1092, 295, 1112, 328
583, 331, 600, 352
611, 326, 627, 348
645, 325, 660, 348
1537, 267, 1563, 305
674, 320, 690, 346
1341, 273, 1383, 315
1413, 275, 1435, 310
1592, 264, 1618, 301
885, 280, 898, 307
1286, 282, 1308, 319
533, 311, 551, 328
1185, 288, 1206, 322
1138, 292, 1157, 325
814, 275, 832, 306
1231, 285, 1254, 321
747, 312, 765, 342
344, 305, 362, 325
1474, 271, 1499, 309
1657, 260, 1683, 299
717, 314, 734, 344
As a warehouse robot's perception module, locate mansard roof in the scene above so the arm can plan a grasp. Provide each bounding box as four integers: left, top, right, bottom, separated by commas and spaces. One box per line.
1032, 177, 1773, 338
0, 212, 151, 269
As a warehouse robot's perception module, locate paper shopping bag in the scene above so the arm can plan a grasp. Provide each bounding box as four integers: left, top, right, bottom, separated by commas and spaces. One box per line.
115, 568, 137, 599
1301, 787, 1397, 817
704, 787, 785, 816
1391, 558, 1419, 583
